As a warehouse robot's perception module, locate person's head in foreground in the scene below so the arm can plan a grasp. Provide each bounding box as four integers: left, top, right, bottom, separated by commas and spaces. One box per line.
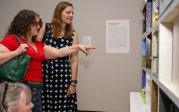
0, 82, 34, 112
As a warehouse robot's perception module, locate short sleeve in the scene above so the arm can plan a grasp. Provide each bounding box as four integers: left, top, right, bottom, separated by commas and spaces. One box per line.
0, 34, 20, 51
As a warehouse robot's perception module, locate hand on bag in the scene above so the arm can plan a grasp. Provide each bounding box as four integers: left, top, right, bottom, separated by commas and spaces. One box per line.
79, 45, 96, 56
15, 44, 28, 55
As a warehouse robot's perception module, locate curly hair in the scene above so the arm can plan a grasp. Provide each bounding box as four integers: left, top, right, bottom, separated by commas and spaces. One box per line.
52, 1, 74, 39
6, 9, 39, 40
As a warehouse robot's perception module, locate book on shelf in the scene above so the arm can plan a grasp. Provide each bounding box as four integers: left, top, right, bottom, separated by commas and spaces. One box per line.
142, 38, 147, 67
141, 0, 146, 33
151, 80, 158, 112
146, 36, 152, 69
142, 10, 146, 33
151, 57, 158, 75
142, 70, 146, 94
146, 73, 152, 112
141, 70, 146, 103
146, 1, 152, 32
152, 0, 159, 26
142, 38, 147, 57
152, 29, 158, 57
151, 28, 159, 75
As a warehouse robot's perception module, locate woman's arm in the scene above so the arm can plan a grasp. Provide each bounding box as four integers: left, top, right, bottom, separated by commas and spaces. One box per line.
0, 44, 28, 65
36, 24, 45, 42
67, 32, 78, 96
70, 32, 78, 82
44, 44, 95, 59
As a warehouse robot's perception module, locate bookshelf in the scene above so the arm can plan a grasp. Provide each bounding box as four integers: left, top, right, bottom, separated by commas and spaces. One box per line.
138, 0, 179, 112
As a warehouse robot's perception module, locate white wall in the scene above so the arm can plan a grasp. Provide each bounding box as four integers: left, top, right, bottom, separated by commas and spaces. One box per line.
0, 0, 143, 111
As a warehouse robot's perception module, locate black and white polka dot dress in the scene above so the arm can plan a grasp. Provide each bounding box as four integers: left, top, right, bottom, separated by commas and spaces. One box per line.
42, 23, 77, 112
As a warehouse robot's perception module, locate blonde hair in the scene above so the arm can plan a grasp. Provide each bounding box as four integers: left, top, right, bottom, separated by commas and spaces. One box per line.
0, 82, 31, 112
52, 1, 74, 39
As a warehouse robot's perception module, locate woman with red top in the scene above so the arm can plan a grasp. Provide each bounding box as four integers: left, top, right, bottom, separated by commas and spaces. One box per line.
0, 9, 95, 112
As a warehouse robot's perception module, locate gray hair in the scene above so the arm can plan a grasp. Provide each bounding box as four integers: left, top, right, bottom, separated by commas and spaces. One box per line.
0, 82, 31, 112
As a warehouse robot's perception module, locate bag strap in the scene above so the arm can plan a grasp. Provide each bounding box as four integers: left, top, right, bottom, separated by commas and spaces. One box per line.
12, 34, 26, 57
12, 34, 22, 44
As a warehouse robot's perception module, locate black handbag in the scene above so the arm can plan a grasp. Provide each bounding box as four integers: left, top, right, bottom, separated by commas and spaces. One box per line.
0, 35, 31, 82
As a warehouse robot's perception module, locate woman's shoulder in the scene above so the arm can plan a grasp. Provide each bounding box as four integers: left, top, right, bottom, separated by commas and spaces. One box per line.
0, 34, 23, 51
3, 34, 15, 39
1, 34, 25, 43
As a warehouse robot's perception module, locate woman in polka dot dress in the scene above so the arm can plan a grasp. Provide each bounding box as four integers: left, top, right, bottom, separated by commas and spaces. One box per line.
38, 2, 79, 112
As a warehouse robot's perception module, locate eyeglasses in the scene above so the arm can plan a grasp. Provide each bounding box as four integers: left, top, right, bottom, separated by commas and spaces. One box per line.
34, 18, 43, 27
2, 82, 8, 109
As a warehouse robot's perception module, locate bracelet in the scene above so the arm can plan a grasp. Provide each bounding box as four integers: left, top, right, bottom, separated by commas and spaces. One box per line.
71, 80, 77, 84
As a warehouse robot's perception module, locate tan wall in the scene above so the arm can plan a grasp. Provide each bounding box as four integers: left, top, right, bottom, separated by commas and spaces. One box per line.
0, 0, 143, 111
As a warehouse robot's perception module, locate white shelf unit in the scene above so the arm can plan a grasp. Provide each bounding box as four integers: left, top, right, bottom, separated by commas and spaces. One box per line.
139, 0, 179, 111
158, 0, 179, 108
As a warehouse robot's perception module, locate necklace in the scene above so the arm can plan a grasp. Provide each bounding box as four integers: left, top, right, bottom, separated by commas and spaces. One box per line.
27, 41, 37, 52
27, 41, 34, 44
